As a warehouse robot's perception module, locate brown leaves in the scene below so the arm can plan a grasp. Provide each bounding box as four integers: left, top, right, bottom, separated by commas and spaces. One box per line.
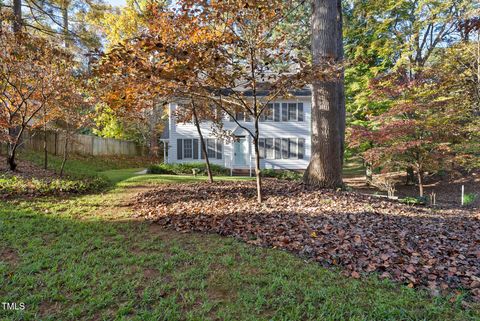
133, 180, 480, 301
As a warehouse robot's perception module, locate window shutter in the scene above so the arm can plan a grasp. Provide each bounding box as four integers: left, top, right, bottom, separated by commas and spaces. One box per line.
274, 138, 281, 159
216, 140, 222, 159
274, 103, 280, 122
193, 139, 199, 159
297, 103, 304, 121
281, 103, 288, 121
298, 138, 305, 159
177, 139, 183, 160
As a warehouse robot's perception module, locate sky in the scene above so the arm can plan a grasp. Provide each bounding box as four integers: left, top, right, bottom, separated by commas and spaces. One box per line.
106, 0, 127, 7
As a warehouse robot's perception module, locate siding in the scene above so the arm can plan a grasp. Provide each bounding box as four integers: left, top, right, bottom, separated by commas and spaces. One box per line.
167, 98, 311, 170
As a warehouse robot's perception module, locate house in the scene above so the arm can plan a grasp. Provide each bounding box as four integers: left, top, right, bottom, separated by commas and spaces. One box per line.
160, 89, 312, 174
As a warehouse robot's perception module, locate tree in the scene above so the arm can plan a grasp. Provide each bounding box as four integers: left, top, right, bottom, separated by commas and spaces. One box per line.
303, 0, 345, 188
0, 28, 76, 170
97, 0, 309, 202
350, 65, 477, 196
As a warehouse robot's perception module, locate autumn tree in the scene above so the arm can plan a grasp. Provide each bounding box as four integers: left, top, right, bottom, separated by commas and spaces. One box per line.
0, 27, 77, 170
97, 1, 309, 202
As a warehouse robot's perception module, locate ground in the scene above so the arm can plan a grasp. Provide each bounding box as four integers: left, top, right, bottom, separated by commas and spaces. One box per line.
0, 153, 479, 320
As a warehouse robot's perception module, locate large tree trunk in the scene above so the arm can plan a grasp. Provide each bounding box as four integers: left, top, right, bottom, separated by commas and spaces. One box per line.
337, 0, 346, 166
192, 103, 213, 183
13, 0, 22, 32
303, 0, 344, 188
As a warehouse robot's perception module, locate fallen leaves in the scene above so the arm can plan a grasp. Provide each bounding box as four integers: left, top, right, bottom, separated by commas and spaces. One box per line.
133, 179, 480, 301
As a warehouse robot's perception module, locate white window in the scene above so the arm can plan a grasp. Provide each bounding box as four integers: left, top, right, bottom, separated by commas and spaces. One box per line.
206, 139, 216, 158
183, 139, 193, 159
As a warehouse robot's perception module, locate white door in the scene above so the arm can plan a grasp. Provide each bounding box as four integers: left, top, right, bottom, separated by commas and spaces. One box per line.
234, 137, 248, 165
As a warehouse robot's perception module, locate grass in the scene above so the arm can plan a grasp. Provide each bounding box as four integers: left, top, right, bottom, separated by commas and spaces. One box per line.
19, 150, 154, 179
1, 160, 479, 320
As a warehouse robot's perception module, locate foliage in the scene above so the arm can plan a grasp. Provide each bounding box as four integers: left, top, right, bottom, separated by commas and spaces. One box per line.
96, 0, 311, 202
148, 163, 229, 176
135, 180, 480, 303
261, 169, 302, 181
0, 26, 91, 170
463, 193, 477, 206
2, 184, 478, 319
401, 196, 429, 206
0, 174, 107, 197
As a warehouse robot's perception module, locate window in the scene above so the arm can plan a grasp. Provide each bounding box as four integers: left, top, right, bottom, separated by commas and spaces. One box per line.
259, 137, 304, 160
274, 138, 281, 159
235, 112, 245, 122
281, 138, 289, 159
265, 138, 274, 159
288, 103, 297, 121
265, 104, 274, 121
183, 139, 193, 159
274, 103, 280, 122
289, 138, 298, 159
282, 103, 288, 121
258, 138, 265, 159
206, 139, 216, 158
298, 138, 305, 159
298, 103, 304, 121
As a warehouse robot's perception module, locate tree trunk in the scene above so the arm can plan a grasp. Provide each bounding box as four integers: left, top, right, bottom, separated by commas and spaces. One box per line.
417, 170, 424, 197
365, 161, 373, 185
253, 135, 263, 203
191, 103, 213, 183
60, 131, 69, 177
304, 0, 344, 188
62, 1, 69, 47
336, 0, 346, 166
406, 166, 416, 185
43, 109, 48, 170
13, 0, 22, 32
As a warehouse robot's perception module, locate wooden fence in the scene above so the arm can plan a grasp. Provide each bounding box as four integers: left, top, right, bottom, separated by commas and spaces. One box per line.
14, 130, 148, 157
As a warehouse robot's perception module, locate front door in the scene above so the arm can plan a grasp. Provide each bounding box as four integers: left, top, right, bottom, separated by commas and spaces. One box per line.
234, 137, 248, 165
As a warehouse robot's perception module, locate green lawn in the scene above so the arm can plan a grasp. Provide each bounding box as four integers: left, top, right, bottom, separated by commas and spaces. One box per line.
1, 160, 479, 320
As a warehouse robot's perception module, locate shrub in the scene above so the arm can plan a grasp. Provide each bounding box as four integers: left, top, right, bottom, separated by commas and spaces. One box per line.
401, 196, 428, 205
261, 169, 302, 181
463, 193, 477, 206
0, 174, 108, 197
148, 163, 230, 176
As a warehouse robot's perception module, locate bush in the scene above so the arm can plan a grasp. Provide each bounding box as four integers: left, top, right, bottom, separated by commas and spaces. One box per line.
401, 196, 428, 205
261, 169, 302, 181
0, 174, 108, 197
463, 193, 477, 206
148, 163, 230, 176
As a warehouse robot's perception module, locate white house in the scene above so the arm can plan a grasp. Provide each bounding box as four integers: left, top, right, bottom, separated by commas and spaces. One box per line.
160, 89, 312, 174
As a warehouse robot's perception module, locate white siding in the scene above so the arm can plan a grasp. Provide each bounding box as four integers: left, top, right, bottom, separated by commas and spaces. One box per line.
167, 98, 312, 170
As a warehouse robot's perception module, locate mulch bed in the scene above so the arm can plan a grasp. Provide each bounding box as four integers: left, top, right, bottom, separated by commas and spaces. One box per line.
133, 179, 480, 301
0, 155, 60, 181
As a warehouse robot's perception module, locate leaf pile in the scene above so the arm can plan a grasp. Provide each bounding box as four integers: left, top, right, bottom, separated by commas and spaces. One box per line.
133, 180, 480, 301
